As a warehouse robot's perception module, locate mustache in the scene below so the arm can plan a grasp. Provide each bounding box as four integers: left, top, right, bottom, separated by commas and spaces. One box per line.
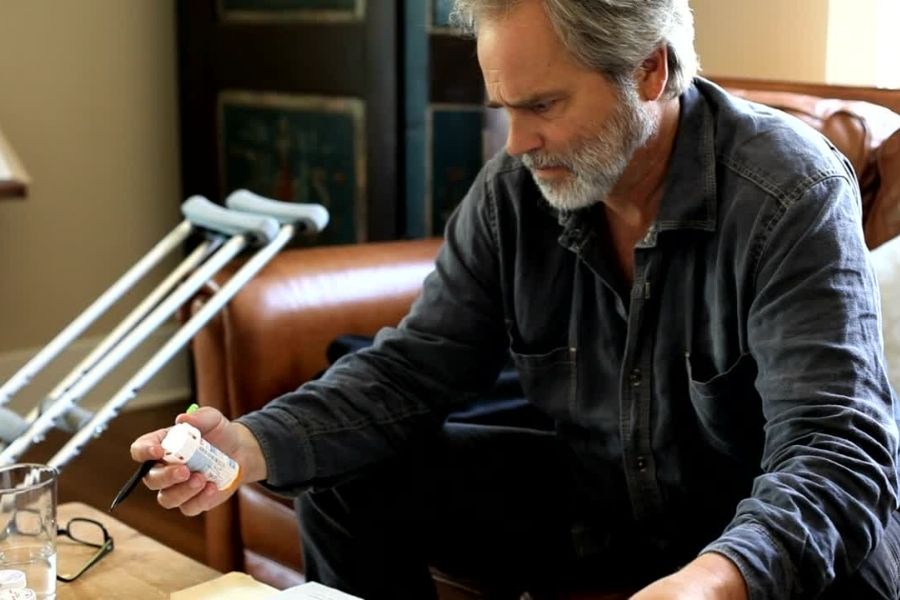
522, 151, 571, 170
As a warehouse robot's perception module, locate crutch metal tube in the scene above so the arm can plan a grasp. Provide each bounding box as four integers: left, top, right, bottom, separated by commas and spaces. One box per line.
48, 224, 298, 471
0, 235, 248, 464
0, 220, 195, 407
25, 238, 222, 428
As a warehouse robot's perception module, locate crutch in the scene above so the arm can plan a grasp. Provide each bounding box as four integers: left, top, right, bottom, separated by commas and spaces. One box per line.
0, 216, 205, 443
0, 192, 310, 465
0, 196, 277, 464
18, 236, 225, 437
44, 191, 328, 471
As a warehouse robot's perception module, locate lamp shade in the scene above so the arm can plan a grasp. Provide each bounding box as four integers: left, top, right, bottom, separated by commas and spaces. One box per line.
0, 126, 29, 198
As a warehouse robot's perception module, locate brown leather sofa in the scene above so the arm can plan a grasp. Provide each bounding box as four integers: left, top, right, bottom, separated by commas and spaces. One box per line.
189, 78, 900, 598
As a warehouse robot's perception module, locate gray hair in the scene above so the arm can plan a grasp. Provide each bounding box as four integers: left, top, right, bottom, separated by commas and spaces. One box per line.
451, 0, 699, 99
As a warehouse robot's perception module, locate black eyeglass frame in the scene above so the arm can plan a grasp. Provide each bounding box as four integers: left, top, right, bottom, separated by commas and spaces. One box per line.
56, 517, 115, 583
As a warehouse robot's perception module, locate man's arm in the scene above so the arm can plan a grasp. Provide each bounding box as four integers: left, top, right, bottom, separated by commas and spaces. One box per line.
237, 166, 511, 494
631, 553, 747, 600
701, 173, 899, 599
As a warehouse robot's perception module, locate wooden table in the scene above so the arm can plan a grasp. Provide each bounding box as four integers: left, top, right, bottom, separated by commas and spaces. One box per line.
56, 502, 220, 599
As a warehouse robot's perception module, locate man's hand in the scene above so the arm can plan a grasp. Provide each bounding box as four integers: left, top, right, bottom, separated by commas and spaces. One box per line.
630, 553, 748, 600
129, 406, 267, 517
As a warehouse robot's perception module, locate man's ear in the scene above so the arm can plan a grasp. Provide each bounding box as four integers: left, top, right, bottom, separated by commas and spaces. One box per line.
636, 46, 669, 101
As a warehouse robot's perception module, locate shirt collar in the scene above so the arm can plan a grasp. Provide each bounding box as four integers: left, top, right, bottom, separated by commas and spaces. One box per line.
651, 78, 718, 236
555, 79, 718, 251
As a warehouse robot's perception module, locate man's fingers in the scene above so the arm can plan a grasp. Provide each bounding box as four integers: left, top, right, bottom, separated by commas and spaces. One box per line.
130, 428, 168, 462
179, 483, 221, 517
156, 473, 208, 509
143, 464, 190, 491
131, 409, 233, 517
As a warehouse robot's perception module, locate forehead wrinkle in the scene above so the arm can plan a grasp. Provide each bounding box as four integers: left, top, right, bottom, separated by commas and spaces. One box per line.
481, 49, 558, 102
479, 41, 569, 107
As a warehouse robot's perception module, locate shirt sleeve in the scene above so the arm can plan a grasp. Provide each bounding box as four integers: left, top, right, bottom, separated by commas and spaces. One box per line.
702, 173, 900, 599
237, 166, 511, 494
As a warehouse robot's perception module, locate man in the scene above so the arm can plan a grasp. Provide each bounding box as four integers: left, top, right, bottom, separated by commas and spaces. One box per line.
132, 0, 900, 598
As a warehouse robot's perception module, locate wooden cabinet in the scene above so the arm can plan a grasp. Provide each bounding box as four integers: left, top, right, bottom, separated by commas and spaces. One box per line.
177, 1, 498, 243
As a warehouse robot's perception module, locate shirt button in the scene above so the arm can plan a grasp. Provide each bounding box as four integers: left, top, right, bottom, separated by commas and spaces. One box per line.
629, 368, 642, 386
636, 456, 648, 470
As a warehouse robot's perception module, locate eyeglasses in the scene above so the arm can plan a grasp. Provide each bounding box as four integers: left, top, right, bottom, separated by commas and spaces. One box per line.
3, 510, 115, 583
56, 517, 114, 582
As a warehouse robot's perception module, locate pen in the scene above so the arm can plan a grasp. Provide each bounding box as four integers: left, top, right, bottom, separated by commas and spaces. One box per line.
109, 403, 200, 512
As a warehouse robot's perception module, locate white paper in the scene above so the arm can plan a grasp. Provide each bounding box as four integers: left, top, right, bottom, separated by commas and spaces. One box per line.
267, 581, 364, 599
171, 571, 277, 600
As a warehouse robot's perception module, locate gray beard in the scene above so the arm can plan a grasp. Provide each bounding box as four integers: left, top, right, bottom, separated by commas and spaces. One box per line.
522, 85, 658, 212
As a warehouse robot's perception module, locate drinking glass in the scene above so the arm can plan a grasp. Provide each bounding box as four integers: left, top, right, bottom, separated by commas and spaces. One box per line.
0, 464, 58, 599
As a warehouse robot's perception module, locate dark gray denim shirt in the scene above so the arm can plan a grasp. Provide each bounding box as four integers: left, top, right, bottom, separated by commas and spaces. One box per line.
240, 78, 900, 598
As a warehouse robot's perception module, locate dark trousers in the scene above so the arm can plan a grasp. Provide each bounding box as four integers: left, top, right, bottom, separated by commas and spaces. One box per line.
297, 423, 900, 600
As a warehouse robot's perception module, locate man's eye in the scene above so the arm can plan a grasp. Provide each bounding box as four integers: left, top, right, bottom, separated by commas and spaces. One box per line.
532, 100, 554, 114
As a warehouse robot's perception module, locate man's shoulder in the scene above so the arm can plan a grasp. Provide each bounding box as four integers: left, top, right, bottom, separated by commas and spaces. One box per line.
698, 79, 854, 204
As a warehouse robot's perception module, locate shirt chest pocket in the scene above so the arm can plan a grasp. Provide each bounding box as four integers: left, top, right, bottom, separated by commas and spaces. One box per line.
509, 344, 577, 424
686, 351, 764, 464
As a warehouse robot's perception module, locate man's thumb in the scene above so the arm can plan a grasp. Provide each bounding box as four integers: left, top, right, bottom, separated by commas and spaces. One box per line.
174, 406, 223, 434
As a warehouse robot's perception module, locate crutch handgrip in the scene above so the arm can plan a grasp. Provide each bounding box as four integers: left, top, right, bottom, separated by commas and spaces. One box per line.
225, 189, 329, 234
181, 195, 279, 244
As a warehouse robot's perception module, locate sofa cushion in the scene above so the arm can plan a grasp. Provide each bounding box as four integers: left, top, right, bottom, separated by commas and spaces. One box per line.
866, 130, 900, 249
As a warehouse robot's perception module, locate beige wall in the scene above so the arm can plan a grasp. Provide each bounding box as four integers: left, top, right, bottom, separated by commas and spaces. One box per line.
0, 1, 186, 410
692, 0, 831, 83
873, 0, 900, 88
692, 0, 899, 87
826, 0, 879, 86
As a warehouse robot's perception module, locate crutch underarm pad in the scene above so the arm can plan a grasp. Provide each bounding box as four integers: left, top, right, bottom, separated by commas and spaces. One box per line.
225, 189, 329, 234
181, 196, 280, 244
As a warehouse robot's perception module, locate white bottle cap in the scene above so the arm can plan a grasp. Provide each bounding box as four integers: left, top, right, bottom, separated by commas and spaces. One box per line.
161, 422, 201, 464
0, 570, 25, 590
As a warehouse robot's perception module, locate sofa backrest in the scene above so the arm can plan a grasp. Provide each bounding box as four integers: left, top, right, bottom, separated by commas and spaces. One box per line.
191, 238, 442, 419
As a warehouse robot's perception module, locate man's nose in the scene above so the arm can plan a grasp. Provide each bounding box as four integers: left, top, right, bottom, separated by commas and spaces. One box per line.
505, 115, 542, 157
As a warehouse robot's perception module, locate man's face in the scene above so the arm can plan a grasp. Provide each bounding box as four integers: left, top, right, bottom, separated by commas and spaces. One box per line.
477, 0, 657, 211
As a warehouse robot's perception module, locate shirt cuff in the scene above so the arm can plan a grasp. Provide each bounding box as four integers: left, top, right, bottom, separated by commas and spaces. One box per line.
237, 406, 316, 495
701, 521, 794, 600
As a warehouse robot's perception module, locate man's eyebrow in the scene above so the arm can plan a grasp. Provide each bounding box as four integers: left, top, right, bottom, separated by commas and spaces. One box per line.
485, 91, 564, 109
